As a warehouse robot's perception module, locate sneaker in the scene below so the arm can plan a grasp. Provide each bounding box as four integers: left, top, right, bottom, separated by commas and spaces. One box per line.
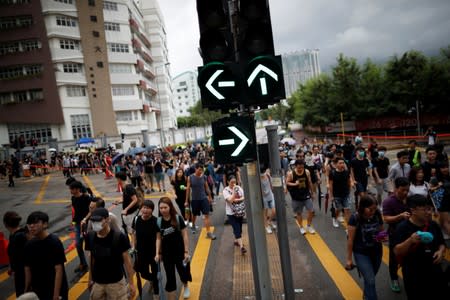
241, 246, 247, 254
338, 215, 345, 223
183, 285, 190, 298
332, 218, 339, 228
206, 232, 216, 240
191, 228, 196, 234
390, 280, 401, 293
146, 189, 151, 194
300, 227, 306, 235
271, 223, 277, 230
188, 222, 193, 228
266, 226, 273, 234
307, 225, 316, 234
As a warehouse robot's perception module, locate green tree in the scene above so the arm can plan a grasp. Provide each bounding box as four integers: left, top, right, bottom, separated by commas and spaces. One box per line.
176, 101, 224, 127
358, 59, 386, 117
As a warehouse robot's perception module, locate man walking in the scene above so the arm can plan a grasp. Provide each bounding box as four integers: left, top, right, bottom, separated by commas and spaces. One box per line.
286, 159, 316, 235
382, 177, 410, 293
85, 208, 136, 299
24, 211, 69, 300
185, 163, 216, 239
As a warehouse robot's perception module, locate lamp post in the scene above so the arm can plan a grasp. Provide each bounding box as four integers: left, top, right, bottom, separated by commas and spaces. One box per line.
154, 63, 170, 147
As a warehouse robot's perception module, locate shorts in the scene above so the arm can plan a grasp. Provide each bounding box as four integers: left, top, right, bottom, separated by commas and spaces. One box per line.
292, 198, 313, 214
375, 178, 390, 194
333, 196, 350, 210
263, 198, 275, 209
91, 277, 127, 300
155, 172, 164, 183
191, 198, 210, 216
355, 182, 368, 193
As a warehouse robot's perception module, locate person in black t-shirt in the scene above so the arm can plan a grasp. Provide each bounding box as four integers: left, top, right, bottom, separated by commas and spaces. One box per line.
24, 211, 69, 300
372, 146, 390, 205
85, 208, 136, 299
155, 197, 192, 299
132, 200, 159, 296
350, 147, 371, 209
328, 157, 352, 227
3, 211, 29, 297
115, 171, 139, 233
69, 181, 91, 273
392, 194, 446, 299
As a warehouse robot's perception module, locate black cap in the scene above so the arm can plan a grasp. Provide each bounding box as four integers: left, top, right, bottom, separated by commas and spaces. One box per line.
90, 208, 109, 222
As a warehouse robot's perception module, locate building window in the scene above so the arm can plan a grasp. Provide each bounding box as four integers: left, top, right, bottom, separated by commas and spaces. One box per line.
0, 0, 31, 4
109, 63, 132, 73
24, 65, 43, 76
112, 85, 134, 96
104, 22, 120, 31
0, 64, 42, 80
108, 43, 129, 53
56, 15, 77, 27
115, 111, 133, 121
29, 89, 43, 100
88, 0, 95, 6
13, 91, 28, 102
92, 31, 100, 37
66, 85, 86, 97
8, 124, 52, 144
179, 81, 186, 86
90, 15, 97, 22
71, 114, 92, 139
54, 0, 73, 4
96, 61, 103, 68
63, 63, 82, 73
0, 15, 32, 30
22, 40, 41, 51
59, 39, 80, 50
103, 1, 117, 11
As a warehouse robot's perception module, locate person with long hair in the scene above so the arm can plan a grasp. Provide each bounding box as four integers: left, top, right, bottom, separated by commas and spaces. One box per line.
408, 166, 429, 197
155, 197, 191, 299
346, 195, 385, 300
223, 176, 247, 254
171, 168, 190, 224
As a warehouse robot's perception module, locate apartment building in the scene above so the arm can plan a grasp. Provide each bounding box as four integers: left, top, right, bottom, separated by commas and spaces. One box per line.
172, 71, 200, 118
0, 0, 173, 150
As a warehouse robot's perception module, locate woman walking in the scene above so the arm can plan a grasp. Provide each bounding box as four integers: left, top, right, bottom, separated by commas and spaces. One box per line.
346, 195, 385, 300
223, 176, 247, 254
155, 197, 192, 299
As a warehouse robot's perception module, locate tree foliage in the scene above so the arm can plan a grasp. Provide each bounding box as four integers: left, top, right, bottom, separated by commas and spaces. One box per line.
284, 47, 450, 131
176, 101, 224, 127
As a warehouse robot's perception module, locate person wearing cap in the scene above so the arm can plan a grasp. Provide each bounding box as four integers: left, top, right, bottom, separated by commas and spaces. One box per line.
85, 207, 136, 299
286, 159, 316, 235
132, 200, 160, 297
24, 211, 69, 300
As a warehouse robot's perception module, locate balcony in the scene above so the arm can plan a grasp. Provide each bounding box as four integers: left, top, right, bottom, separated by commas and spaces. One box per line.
141, 51, 153, 64
139, 80, 147, 90
129, 18, 139, 33
136, 59, 144, 72
139, 32, 151, 49
132, 38, 142, 52
143, 69, 155, 80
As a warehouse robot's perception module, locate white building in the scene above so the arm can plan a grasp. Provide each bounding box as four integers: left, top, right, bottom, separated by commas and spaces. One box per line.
172, 71, 200, 117
139, 0, 177, 146
282, 49, 321, 98
0, 0, 174, 154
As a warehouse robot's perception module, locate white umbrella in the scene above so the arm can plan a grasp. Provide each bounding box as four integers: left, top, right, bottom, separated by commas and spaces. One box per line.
280, 137, 296, 145
48, 148, 57, 152
74, 149, 89, 155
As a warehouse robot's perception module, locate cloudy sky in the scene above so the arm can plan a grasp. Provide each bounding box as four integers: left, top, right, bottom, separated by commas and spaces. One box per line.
159, 0, 450, 76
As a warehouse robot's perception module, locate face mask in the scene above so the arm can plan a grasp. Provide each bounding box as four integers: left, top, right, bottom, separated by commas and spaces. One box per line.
359, 151, 365, 157
378, 151, 385, 157
92, 221, 103, 232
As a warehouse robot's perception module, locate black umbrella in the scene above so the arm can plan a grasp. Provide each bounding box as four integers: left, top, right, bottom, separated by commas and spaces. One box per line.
112, 153, 124, 165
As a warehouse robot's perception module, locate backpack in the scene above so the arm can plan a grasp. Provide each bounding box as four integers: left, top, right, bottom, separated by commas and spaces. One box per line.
156, 215, 182, 232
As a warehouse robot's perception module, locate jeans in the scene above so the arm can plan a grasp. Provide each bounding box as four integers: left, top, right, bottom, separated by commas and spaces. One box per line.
353, 251, 382, 300
227, 214, 243, 239
388, 241, 399, 280
75, 223, 87, 266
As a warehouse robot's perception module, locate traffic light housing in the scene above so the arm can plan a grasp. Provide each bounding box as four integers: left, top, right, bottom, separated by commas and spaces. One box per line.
196, 0, 235, 64
237, 0, 275, 65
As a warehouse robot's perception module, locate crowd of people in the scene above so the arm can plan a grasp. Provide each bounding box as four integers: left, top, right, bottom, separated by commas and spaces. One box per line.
2, 134, 450, 299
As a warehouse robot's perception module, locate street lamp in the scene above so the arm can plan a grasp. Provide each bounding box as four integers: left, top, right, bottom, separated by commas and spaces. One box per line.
408, 100, 421, 136
154, 63, 170, 147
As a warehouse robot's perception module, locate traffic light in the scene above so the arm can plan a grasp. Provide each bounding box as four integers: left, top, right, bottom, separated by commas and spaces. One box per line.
196, 0, 235, 64
237, 0, 275, 65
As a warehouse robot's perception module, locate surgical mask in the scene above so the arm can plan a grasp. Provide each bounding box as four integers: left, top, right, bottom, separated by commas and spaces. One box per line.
378, 151, 385, 157
92, 221, 103, 232
359, 151, 365, 157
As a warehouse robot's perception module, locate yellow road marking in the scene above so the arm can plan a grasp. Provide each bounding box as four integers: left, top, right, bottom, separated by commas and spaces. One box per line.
179, 227, 214, 300
34, 175, 50, 204
82, 176, 102, 197
299, 221, 363, 299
